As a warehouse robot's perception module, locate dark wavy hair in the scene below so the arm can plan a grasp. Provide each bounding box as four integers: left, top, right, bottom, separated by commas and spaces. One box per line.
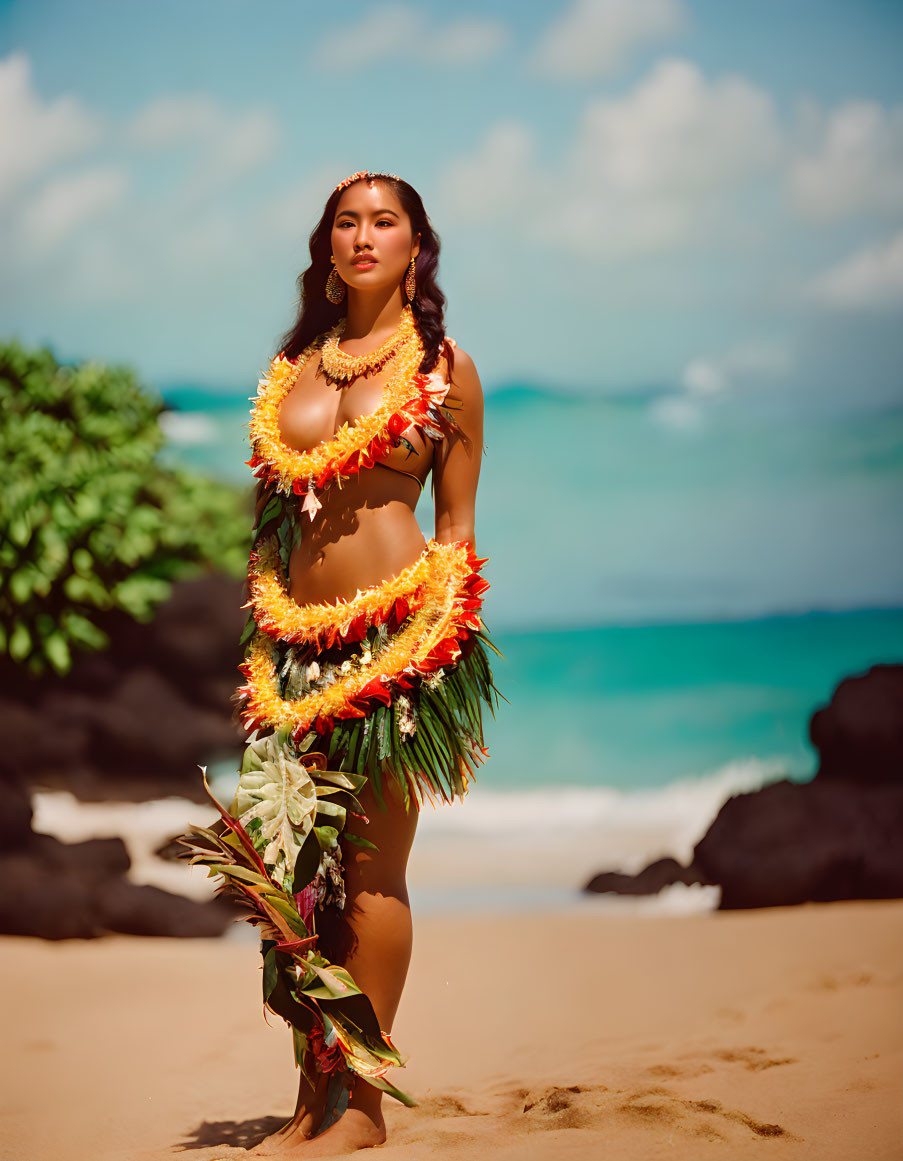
276, 175, 455, 379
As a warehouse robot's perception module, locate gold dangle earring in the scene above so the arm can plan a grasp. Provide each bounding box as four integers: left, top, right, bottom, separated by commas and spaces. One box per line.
405, 257, 417, 303
325, 255, 346, 304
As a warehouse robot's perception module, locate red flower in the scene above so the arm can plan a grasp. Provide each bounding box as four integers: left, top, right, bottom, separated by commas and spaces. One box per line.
357, 677, 393, 706
346, 611, 368, 641
307, 1020, 346, 1076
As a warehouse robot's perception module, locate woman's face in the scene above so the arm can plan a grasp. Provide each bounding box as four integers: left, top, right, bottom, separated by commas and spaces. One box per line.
331, 181, 420, 297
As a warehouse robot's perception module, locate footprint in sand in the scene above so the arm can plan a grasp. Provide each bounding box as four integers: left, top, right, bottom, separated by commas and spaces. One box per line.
382, 1090, 496, 1150
415, 1092, 488, 1119
645, 1061, 714, 1080
389, 1076, 797, 1148
645, 1044, 796, 1080
618, 1087, 795, 1143
521, 1083, 608, 1132
710, 1045, 799, 1071
810, 970, 875, 991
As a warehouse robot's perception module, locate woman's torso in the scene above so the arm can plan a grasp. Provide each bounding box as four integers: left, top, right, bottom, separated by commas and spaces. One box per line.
275, 342, 449, 606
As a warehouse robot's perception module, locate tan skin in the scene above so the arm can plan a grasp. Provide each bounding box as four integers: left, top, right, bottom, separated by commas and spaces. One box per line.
246, 180, 485, 1157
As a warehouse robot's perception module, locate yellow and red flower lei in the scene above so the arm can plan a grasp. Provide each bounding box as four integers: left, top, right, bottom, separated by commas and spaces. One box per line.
246, 305, 450, 499
236, 539, 490, 738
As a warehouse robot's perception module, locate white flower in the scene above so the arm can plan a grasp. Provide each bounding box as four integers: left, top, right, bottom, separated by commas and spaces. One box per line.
339, 659, 353, 675
396, 695, 417, 737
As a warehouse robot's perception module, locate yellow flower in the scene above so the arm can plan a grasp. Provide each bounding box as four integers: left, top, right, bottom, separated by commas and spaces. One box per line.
236, 541, 488, 737
247, 307, 432, 497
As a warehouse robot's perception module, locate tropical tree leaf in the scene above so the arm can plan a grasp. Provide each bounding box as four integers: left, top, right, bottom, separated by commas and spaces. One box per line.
228, 730, 320, 888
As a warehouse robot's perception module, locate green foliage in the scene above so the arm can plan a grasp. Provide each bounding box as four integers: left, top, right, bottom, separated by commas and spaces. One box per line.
0, 338, 252, 676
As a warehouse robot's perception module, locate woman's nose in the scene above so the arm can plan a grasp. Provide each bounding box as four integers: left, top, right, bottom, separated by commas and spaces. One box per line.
355, 228, 374, 250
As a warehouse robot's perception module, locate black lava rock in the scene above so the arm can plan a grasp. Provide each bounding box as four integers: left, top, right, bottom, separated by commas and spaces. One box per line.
583, 663, 903, 908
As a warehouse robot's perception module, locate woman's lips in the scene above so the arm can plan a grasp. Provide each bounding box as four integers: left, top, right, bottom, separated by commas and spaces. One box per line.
352, 260, 377, 269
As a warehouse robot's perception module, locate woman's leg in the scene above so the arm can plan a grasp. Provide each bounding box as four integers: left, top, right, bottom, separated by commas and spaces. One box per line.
253, 770, 420, 1155
308, 771, 420, 1150
247, 982, 333, 1153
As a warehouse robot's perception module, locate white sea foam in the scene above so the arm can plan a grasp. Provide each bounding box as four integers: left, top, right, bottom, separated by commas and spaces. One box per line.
408, 880, 722, 917
31, 790, 217, 901
400, 756, 792, 913
415, 756, 788, 869
158, 410, 217, 444
30, 757, 787, 913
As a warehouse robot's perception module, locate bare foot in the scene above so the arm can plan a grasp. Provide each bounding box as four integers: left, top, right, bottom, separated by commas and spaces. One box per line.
247, 1073, 331, 1156
261, 1107, 387, 1156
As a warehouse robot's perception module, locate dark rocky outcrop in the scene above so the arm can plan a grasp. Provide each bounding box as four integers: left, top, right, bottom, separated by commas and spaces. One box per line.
584, 663, 903, 909
809, 662, 903, 784
690, 777, 903, 908
0, 572, 247, 939
0, 570, 247, 803
585, 856, 710, 896
0, 767, 235, 939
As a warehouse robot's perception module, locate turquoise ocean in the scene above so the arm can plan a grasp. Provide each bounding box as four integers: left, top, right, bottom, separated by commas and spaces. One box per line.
158, 383, 903, 882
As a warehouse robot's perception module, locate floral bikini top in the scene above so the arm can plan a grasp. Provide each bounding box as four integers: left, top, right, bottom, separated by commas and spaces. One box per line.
247, 305, 461, 520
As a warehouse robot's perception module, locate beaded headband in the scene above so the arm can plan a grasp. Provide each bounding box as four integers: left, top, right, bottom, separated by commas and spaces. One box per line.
333, 170, 403, 194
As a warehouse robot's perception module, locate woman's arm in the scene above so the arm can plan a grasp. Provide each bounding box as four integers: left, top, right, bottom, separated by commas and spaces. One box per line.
432, 348, 485, 550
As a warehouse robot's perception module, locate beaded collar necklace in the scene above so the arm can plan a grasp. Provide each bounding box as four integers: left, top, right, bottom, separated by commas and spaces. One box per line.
318, 307, 413, 384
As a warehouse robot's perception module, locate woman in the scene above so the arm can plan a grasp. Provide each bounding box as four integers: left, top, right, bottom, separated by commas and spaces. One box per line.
180, 170, 503, 1157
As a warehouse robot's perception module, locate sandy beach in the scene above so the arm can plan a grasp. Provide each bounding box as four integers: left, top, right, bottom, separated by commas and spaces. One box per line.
1, 898, 900, 1160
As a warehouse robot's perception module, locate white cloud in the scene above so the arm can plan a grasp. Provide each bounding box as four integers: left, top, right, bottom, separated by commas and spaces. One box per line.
682, 340, 793, 396
1, 77, 283, 297
260, 164, 345, 241
314, 3, 508, 68
127, 95, 280, 193
128, 93, 224, 148
651, 338, 793, 431
204, 108, 280, 181
440, 57, 783, 258
682, 359, 727, 397
575, 58, 780, 194
20, 165, 129, 251
0, 51, 102, 207
648, 394, 705, 431
315, 1, 423, 62
804, 230, 903, 311
49, 233, 138, 304
531, 0, 688, 81
0, 71, 289, 308
441, 121, 538, 220
789, 98, 903, 221
436, 17, 511, 64
649, 339, 793, 434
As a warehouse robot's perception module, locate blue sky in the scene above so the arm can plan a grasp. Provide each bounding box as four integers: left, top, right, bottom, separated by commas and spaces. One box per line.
2, 0, 902, 422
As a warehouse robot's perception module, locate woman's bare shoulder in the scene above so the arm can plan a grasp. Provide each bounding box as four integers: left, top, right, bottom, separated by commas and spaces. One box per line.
444, 344, 483, 405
